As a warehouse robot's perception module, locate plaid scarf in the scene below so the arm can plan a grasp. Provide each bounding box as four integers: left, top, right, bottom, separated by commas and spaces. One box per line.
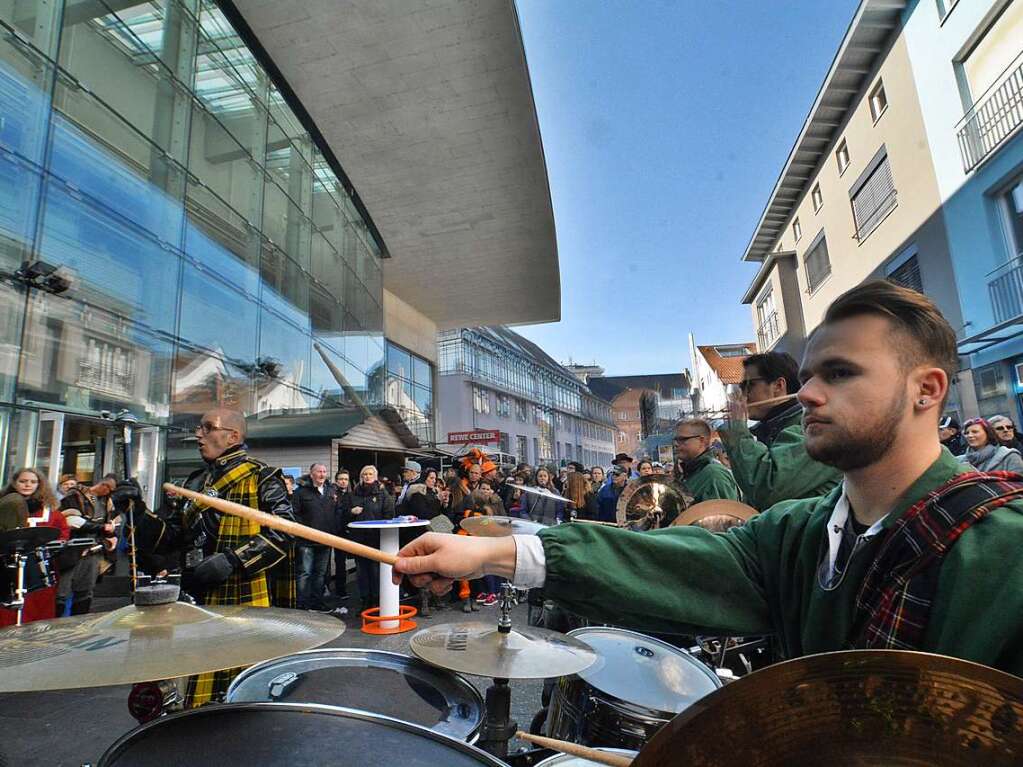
853, 471, 1023, 650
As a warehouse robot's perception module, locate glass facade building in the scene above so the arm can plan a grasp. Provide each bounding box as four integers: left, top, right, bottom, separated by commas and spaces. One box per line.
0, 0, 385, 495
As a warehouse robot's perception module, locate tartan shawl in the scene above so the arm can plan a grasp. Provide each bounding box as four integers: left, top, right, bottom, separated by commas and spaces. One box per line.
853, 471, 1023, 651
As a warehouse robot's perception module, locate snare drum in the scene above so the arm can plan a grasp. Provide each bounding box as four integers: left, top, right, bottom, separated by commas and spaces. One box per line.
536, 749, 638, 766
98, 703, 505, 767
225, 649, 485, 741
545, 627, 722, 751
0, 548, 55, 606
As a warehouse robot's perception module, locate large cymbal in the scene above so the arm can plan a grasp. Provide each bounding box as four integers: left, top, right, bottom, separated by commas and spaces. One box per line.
670, 499, 758, 527
616, 476, 691, 530
0, 525, 60, 554
460, 515, 547, 538
633, 650, 1023, 766
409, 621, 597, 679
0, 601, 344, 692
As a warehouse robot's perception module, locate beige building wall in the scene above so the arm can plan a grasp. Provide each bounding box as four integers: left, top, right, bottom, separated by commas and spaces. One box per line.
383, 289, 438, 363
753, 31, 958, 340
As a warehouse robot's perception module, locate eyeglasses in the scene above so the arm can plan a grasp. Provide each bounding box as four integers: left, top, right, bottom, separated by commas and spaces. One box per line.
194, 421, 234, 436
995, 425, 1015, 432
673, 435, 702, 445
739, 377, 767, 394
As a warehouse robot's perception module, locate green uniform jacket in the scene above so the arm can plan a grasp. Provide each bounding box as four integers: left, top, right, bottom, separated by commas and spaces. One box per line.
538, 449, 1023, 676
719, 407, 841, 510
682, 452, 739, 503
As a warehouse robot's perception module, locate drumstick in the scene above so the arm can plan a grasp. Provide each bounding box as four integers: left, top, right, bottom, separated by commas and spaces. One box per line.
163, 483, 398, 566
515, 732, 632, 767
705, 392, 799, 417
572, 518, 620, 526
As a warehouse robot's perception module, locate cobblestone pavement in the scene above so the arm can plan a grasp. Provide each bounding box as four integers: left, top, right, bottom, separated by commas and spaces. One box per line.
0, 592, 545, 766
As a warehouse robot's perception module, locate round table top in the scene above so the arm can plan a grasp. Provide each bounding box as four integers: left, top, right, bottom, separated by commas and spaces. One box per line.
349, 516, 431, 529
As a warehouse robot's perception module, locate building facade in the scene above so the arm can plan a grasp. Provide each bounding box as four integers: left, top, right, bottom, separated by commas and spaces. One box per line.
437, 327, 616, 468
740, 0, 1023, 423
0, 0, 558, 500
687, 337, 756, 416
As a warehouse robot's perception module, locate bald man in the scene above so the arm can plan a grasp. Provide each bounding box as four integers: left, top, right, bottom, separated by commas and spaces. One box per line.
137, 407, 297, 706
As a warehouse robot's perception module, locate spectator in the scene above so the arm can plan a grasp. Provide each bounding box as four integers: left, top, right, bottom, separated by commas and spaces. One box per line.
938, 416, 967, 457
564, 472, 598, 520
651, 461, 666, 476
283, 475, 296, 498
520, 466, 566, 526
291, 463, 342, 615
596, 465, 628, 523
589, 466, 605, 492
332, 470, 353, 605
58, 475, 116, 616
612, 453, 634, 478
637, 459, 654, 477
988, 415, 1023, 451
396, 459, 422, 512
472, 479, 506, 516
673, 419, 740, 503
0, 468, 69, 626
57, 474, 77, 502
960, 418, 1023, 473
402, 468, 447, 617
349, 465, 395, 610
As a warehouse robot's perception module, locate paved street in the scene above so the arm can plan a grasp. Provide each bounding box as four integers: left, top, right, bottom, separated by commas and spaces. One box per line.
0, 593, 543, 766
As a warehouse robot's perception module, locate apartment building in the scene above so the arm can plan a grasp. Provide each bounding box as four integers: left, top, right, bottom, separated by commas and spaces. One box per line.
687, 337, 756, 415
742, 0, 1023, 422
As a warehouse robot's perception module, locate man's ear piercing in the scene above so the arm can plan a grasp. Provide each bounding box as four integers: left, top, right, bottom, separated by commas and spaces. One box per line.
918, 399, 928, 406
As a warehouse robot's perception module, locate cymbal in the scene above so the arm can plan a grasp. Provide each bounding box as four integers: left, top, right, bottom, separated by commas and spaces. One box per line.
0, 526, 60, 554
616, 477, 691, 530
460, 515, 547, 538
409, 621, 597, 679
633, 650, 1023, 767
0, 601, 344, 692
671, 499, 758, 527
509, 484, 573, 505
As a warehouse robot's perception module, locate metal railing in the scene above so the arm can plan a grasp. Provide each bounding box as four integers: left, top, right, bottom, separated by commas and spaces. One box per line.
989, 257, 1023, 324
957, 51, 1023, 172
757, 311, 781, 350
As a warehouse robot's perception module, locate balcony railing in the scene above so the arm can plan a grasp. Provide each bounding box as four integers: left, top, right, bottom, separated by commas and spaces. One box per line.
989, 257, 1023, 324
957, 51, 1023, 172
757, 311, 781, 350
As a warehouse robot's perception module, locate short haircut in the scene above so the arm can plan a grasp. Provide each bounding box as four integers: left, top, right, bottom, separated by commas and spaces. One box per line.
309, 463, 327, 472
743, 352, 800, 395
637, 459, 653, 470
823, 280, 958, 382
676, 418, 711, 437
335, 469, 349, 478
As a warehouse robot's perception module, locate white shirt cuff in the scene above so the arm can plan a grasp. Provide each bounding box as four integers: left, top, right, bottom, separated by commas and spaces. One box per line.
512, 534, 547, 588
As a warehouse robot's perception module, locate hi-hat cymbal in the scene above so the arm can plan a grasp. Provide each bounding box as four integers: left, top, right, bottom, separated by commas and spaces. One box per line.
460, 515, 547, 538
633, 650, 1023, 767
0, 526, 60, 555
409, 621, 597, 679
0, 601, 345, 692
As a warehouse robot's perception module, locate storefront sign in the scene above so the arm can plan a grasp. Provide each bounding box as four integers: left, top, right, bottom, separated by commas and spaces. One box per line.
447, 429, 501, 444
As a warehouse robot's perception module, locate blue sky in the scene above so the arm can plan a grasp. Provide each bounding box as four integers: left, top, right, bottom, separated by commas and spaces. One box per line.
513, 0, 861, 376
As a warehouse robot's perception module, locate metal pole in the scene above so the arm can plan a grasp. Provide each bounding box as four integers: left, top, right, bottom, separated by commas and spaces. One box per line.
115, 410, 139, 593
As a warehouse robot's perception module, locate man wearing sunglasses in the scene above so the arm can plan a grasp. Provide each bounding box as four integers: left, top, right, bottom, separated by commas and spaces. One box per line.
395, 281, 1023, 676
673, 419, 740, 503
137, 407, 297, 706
718, 352, 840, 510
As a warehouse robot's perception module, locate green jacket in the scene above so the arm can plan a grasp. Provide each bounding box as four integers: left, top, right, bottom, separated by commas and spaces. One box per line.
538, 449, 1023, 676
719, 405, 840, 510
681, 452, 739, 503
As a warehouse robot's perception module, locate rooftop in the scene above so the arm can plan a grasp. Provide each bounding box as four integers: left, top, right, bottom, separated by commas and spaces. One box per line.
586, 373, 691, 403
697, 343, 757, 384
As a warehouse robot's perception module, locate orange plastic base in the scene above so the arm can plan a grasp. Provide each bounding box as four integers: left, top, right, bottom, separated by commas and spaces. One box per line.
360, 604, 418, 635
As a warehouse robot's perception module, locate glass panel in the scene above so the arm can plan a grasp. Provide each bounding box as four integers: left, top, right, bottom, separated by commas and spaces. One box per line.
184, 179, 262, 274
17, 293, 173, 423
310, 340, 354, 407
263, 174, 311, 270
0, 281, 25, 401
267, 85, 306, 156
0, 0, 62, 57
257, 308, 311, 395
195, 0, 268, 108
387, 344, 412, 379
412, 355, 431, 388
178, 260, 257, 363
260, 241, 309, 319
0, 29, 53, 268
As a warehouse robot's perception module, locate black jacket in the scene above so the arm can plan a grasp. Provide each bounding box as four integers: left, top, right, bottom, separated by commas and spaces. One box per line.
350, 482, 395, 523
334, 486, 354, 537
403, 484, 445, 520
292, 481, 340, 541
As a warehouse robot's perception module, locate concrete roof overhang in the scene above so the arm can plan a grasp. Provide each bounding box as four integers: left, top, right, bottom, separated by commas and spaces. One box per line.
742, 0, 907, 263
227, 0, 559, 329
741, 250, 796, 304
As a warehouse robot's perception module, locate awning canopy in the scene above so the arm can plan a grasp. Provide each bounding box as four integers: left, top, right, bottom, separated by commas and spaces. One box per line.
246, 406, 420, 451
957, 317, 1023, 356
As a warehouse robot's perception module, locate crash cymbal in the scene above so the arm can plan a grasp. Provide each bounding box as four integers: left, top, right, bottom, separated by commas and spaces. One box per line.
460, 515, 547, 538
670, 499, 758, 527
616, 477, 691, 530
509, 484, 573, 505
633, 650, 1023, 767
0, 526, 60, 554
0, 600, 344, 691
409, 621, 597, 679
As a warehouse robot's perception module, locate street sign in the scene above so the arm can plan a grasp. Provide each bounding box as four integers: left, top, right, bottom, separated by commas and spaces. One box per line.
447, 429, 501, 444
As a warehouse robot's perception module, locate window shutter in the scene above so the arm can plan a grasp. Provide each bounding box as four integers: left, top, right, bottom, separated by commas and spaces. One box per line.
852, 155, 897, 238
804, 235, 831, 291
888, 255, 922, 293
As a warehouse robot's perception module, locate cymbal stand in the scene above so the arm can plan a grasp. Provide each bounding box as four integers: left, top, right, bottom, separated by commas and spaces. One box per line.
4, 551, 29, 626
477, 583, 518, 759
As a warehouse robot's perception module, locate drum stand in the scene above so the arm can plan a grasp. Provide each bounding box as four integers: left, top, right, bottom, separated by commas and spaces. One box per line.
478, 585, 519, 760
8, 553, 28, 626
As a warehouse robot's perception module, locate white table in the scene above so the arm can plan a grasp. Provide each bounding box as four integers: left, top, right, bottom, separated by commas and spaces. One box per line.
349, 517, 430, 630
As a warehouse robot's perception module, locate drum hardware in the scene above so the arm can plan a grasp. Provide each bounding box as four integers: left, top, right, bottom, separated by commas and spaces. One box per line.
615, 477, 690, 530
0, 580, 344, 692
0, 526, 61, 625
631, 649, 1023, 767
516, 732, 634, 767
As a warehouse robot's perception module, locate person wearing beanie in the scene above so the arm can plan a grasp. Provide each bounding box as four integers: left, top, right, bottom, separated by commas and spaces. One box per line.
939, 415, 967, 456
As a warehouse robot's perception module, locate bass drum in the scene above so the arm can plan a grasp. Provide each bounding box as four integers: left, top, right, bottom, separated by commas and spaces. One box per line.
225, 649, 484, 742
545, 627, 721, 751
98, 703, 505, 767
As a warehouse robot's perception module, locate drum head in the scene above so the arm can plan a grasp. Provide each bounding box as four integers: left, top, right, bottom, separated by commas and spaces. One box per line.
225, 649, 484, 741
98, 703, 506, 767
568, 627, 721, 713
536, 749, 638, 766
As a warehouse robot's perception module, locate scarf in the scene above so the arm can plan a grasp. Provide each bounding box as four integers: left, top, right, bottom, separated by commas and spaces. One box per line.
853, 471, 1023, 650
962, 443, 998, 470
751, 401, 802, 446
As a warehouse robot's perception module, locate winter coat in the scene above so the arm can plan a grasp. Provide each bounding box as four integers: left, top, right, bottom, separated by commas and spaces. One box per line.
291, 482, 340, 541
596, 482, 624, 523
960, 444, 1023, 474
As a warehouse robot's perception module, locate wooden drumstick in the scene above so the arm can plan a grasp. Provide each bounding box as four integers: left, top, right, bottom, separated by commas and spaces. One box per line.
746, 392, 799, 408
163, 483, 398, 566
515, 731, 633, 766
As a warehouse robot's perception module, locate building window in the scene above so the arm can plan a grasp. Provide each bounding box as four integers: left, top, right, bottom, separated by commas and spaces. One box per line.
812, 183, 823, 213
935, 0, 960, 20
869, 80, 888, 122
533, 437, 540, 463
756, 288, 779, 349
473, 386, 491, 415
999, 174, 1023, 260
851, 151, 897, 241
499, 433, 510, 453
804, 232, 831, 293
496, 394, 511, 418
836, 140, 851, 175
792, 217, 802, 243
517, 435, 528, 463
887, 254, 923, 293
385, 342, 434, 443
515, 399, 528, 421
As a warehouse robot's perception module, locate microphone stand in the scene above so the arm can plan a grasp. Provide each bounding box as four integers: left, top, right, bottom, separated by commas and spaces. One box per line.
115, 410, 140, 593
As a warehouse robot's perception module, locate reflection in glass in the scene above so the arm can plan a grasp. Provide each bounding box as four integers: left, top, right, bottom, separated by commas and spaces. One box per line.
0, 282, 25, 402
179, 261, 258, 364
258, 308, 312, 395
